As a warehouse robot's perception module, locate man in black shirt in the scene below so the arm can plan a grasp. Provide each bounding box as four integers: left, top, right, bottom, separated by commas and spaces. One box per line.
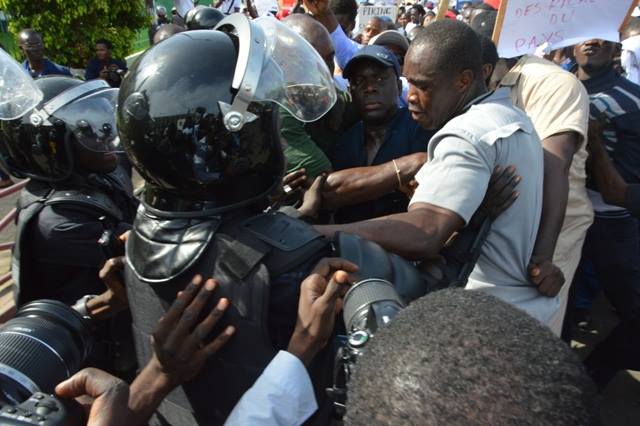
85, 39, 127, 88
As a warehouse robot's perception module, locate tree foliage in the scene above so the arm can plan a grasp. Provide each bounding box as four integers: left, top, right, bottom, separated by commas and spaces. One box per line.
0, 0, 149, 67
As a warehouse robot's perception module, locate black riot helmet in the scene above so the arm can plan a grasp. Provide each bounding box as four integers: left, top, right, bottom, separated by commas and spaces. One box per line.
117, 14, 337, 216
184, 5, 206, 26
0, 55, 121, 182
186, 6, 224, 30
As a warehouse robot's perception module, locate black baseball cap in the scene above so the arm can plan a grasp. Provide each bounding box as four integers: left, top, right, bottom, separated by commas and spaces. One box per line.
343, 45, 401, 80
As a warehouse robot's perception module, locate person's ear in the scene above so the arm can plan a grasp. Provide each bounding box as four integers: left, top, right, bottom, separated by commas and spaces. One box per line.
457, 69, 474, 93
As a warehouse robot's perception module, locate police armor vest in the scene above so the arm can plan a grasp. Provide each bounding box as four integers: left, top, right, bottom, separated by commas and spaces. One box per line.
126, 206, 331, 424
13, 175, 131, 305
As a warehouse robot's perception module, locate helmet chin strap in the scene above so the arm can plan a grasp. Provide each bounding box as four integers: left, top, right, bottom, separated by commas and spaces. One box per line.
214, 14, 266, 132
28, 79, 110, 128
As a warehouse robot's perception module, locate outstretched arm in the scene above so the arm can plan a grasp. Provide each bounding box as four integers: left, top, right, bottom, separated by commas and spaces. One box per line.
322, 152, 427, 209
316, 203, 464, 261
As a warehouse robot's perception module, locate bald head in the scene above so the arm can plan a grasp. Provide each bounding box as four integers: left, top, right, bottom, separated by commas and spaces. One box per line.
19, 28, 40, 42
18, 28, 44, 63
284, 14, 335, 75
153, 24, 186, 45
362, 16, 385, 45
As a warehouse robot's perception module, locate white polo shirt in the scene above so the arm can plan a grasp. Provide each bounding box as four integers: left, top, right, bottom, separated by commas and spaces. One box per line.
410, 88, 557, 326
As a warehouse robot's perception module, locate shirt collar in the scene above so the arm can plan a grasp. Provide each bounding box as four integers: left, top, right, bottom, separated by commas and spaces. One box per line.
461, 89, 499, 113
580, 68, 618, 93
24, 58, 54, 76
498, 55, 528, 88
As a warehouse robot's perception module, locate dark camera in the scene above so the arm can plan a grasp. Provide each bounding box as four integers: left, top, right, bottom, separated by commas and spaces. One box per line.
0, 300, 92, 425
327, 278, 405, 416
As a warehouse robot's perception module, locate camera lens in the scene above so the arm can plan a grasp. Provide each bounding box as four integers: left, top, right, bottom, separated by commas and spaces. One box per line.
342, 278, 405, 334
0, 300, 92, 404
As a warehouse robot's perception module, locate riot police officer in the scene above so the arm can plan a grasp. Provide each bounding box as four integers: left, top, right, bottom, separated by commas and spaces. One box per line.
0, 67, 136, 306
118, 15, 341, 425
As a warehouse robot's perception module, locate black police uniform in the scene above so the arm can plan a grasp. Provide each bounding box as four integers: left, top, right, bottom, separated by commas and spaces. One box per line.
0, 76, 138, 376
0, 76, 137, 305
116, 23, 340, 423
14, 168, 136, 305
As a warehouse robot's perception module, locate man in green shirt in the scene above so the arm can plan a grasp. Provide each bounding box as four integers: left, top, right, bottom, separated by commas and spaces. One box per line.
282, 15, 357, 179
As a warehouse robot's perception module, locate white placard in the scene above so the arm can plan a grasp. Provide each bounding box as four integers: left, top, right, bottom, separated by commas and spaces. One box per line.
496, 0, 635, 58
356, 5, 398, 33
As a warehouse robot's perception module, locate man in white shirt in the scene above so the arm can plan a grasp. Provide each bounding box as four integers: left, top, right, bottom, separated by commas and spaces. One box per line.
314, 20, 560, 325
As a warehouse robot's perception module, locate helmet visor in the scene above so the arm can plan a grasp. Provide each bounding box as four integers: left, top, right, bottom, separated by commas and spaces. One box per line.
51, 88, 122, 153
0, 49, 43, 120
253, 17, 337, 122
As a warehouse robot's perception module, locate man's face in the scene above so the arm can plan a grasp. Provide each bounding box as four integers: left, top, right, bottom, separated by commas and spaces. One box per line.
96, 43, 111, 62
410, 8, 423, 24
362, 18, 384, 45
19, 33, 44, 62
574, 39, 615, 75
398, 13, 410, 27
404, 45, 465, 130
73, 141, 118, 174
349, 60, 400, 125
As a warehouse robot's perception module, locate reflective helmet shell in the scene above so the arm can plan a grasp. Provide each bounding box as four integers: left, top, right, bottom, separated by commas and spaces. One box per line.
187, 7, 224, 30
117, 30, 284, 215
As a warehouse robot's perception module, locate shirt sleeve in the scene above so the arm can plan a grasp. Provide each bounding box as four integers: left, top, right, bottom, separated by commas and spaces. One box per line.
409, 135, 494, 224
281, 110, 332, 178
521, 71, 589, 145
331, 26, 362, 70
224, 351, 318, 426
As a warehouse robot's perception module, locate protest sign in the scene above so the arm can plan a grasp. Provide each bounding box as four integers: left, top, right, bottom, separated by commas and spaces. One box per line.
355, 5, 398, 33
493, 0, 637, 58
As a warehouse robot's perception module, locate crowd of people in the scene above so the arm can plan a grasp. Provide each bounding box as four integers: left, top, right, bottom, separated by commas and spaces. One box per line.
0, 0, 638, 424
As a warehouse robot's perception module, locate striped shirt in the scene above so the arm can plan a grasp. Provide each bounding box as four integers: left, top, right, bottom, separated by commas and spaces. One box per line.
582, 68, 640, 217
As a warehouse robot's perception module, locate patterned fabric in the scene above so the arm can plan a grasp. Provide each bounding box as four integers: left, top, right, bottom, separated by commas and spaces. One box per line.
582, 68, 640, 217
